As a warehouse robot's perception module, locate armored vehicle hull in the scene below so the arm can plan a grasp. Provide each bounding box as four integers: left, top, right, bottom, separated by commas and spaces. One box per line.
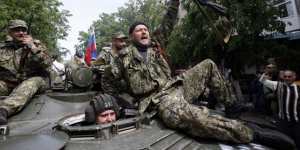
0, 92, 273, 150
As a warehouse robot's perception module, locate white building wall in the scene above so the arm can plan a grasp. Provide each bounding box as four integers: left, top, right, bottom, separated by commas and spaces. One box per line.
276, 0, 300, 32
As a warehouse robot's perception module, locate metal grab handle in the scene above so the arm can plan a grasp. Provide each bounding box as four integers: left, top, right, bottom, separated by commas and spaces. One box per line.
0, 125, 9, 136
112, 117, 141, 135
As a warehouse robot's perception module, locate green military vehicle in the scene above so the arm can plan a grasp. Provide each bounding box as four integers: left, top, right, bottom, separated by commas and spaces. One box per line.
0, 88, 278, 150
0, 0, 293, 149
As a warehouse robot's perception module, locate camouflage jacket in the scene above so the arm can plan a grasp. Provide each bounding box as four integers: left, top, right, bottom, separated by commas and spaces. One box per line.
100, 48, 128, 96
0, 39, 52, 82
93, 47, 113, 71
121, 45, 172, 95
102, 0, 179, 112
108, 44, 183, 113
98, 48, 113, 64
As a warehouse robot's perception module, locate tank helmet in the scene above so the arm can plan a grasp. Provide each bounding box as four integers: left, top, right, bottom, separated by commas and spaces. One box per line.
85, 94, 120, 124
75, 50, 84, 58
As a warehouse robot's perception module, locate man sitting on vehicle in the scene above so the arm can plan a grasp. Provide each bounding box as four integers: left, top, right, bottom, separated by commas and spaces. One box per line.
85, 94, 120, 124
95, 32, 128, 67
0, 19, 51, 125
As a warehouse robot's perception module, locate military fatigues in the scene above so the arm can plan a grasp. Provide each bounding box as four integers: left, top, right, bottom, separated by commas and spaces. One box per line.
0, 38, 51, 116
99, 48, 129, 99
98, 48, 115, 92
103, 0, 253, 143
95, 47, 113, 70
108, 45, 253, 143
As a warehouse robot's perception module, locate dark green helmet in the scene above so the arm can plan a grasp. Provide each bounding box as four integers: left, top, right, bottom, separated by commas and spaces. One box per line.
75, 50, 84, 58
85, 94, 120, 124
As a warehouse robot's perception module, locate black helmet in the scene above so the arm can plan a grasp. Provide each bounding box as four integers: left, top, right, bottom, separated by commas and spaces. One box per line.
85, 94, 120, 124
75, 50, 84, 58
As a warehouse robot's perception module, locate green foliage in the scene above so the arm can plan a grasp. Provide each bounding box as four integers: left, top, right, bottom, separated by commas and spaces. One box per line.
75, 0, 166, 52
223, 0, 288, 76
75, 0, 298, 75
167, 1, 224, 68
0, 0, 71, 55
167, 0, 288, 75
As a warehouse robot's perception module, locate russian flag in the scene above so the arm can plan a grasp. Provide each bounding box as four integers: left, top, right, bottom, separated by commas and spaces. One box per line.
84, 29, 97, 66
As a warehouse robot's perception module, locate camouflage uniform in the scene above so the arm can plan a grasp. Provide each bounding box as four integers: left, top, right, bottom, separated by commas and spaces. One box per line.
103, 0, 253, 143
0, 34, 51, 116
97, 33, 128, 96
95, 47, 113, 70
109, 44, 253, 143
95, 31, 127, 70
100, 48, 131, 104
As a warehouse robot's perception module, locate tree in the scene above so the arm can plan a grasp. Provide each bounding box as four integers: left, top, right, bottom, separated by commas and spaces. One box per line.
0, 0, 71, 55
167, 0, 286, 76
75, 0, 166, 53
224, 0, 286, 76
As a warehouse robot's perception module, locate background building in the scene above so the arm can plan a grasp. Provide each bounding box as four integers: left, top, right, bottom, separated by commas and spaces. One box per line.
273, 0, 300, 40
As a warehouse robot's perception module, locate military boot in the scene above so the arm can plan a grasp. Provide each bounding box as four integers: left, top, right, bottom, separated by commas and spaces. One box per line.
223, 80, 254, 118
0, 108, 8, 125
247, 122, 296, 150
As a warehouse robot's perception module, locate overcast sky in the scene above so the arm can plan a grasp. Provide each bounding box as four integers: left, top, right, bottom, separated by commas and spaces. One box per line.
59, 0, 129, 59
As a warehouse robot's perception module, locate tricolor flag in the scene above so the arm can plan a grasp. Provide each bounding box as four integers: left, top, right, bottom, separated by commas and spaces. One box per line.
84, 28, 97, 66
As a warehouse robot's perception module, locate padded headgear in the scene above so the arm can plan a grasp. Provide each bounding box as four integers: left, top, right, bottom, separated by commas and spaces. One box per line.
75, 50, 84, 58
85, 94, 120, 124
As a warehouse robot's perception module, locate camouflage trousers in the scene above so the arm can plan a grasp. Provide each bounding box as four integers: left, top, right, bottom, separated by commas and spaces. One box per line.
0, 77, 46, 116
181, 59, 233, 105
150, 59, 253, 143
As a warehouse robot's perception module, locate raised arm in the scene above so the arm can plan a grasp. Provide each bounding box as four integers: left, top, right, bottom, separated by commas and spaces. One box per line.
153, 0, 180, 49
27, 39, 52, 69
259, 73, 278, 91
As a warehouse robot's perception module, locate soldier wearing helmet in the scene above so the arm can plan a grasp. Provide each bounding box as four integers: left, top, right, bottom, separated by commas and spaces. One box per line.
85, 94, 120, 124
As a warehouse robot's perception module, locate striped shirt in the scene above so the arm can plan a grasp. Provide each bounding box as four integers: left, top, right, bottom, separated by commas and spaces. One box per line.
260, 74, 299, 122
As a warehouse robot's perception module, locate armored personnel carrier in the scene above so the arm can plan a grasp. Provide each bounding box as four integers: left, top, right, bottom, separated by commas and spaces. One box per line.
0, 90, 278, 150
0, 0, 294, 148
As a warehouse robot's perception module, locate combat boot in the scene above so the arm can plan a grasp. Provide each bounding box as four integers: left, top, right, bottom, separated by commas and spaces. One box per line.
0, 108, 8, 125
248, 122, 296, 150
